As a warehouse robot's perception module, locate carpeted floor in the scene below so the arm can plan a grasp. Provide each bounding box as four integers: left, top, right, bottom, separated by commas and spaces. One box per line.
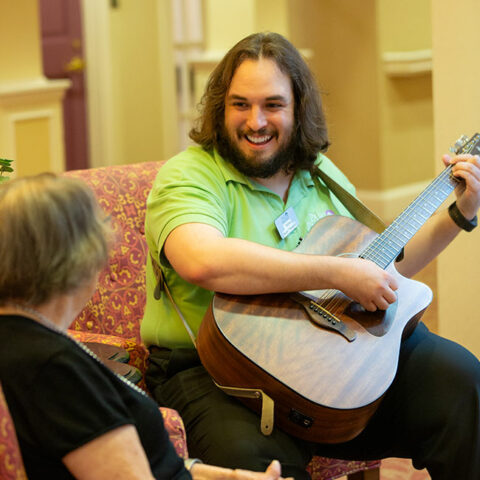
336, 458, 430, 480
379, 458, 430, 479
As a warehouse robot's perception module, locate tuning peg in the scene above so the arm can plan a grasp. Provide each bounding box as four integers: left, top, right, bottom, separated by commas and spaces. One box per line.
450, 134, 470, 154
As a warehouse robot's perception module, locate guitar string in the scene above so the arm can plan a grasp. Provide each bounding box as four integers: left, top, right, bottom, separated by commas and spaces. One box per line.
309, 134, 478, 316
362, 132, 480, 264
361, 166, 457, 268
316, 165, 459, 316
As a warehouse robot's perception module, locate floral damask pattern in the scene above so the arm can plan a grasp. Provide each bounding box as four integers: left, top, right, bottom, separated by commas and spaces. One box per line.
160, 408, 189, 460
64, 162, 163, 342
0, 384, 27, 480
306, 457, 379, 480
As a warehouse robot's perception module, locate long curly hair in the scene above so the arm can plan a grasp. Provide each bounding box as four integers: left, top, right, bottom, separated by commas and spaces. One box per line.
189, 32, 329, 174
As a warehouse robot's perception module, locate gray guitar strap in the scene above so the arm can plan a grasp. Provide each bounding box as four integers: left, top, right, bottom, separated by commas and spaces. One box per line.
150, 167, 386, 436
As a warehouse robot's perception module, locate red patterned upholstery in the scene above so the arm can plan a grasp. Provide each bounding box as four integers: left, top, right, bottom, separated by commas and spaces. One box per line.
306, 457, 379, 479
160, 408, 189, 459
0, 383, 27, 480
62, 162, 380, 479
65, 162, 161, 342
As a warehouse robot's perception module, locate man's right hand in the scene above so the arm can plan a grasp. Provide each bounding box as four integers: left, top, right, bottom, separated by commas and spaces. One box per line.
331, 257, 399, 312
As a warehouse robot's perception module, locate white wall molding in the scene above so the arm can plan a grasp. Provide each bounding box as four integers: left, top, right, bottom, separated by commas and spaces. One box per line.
6, 109, 64, 174
0, 77, 69, 174
382, 49, 432, 77
81, 0, 115, 167
0, 77, 70, 105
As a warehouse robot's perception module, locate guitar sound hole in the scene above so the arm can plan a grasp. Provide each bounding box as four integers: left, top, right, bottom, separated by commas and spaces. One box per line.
346, 301, 397, 337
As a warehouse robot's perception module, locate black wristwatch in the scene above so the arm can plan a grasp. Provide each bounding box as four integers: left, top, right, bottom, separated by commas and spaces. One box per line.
448, 201, 478, 232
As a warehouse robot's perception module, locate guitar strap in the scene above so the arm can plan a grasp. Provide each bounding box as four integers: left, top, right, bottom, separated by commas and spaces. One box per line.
150, 253, 275, 435
315, 168, 386, 234
150, 167, 387, 436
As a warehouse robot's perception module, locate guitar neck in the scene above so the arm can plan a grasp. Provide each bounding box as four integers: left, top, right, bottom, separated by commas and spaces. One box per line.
360, 165, 459, 269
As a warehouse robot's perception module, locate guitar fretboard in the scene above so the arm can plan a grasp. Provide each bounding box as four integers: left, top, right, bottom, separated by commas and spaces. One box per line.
359, 132, 480, 269
360, 166, 459, 269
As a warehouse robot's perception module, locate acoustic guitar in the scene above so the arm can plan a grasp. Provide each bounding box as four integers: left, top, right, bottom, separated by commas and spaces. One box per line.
197, 133, 480, 444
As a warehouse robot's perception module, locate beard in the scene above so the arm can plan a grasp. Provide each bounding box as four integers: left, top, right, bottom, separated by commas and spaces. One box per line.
217, 126, 297, 179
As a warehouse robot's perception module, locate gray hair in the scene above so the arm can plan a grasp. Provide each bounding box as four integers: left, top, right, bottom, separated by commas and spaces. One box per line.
0, 173, 111, 306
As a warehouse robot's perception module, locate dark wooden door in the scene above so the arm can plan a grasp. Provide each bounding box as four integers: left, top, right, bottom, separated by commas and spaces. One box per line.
38, 0, 89, 170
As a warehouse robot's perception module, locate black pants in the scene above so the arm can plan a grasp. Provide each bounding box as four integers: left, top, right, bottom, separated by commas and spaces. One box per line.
146, 323, 480, 480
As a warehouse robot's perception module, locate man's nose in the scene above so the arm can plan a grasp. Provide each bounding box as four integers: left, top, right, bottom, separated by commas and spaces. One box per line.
246, 106, 267, 131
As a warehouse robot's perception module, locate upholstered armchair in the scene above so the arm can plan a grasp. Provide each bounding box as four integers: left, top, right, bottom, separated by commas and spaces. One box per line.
0, 162, 380, 479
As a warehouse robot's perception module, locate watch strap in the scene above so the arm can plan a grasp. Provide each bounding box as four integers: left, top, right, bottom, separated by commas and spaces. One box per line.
448, 201, 478, 232
184, 458, 203, 472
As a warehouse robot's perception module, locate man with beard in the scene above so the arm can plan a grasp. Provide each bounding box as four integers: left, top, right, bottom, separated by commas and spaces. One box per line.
142, 32, 480, 479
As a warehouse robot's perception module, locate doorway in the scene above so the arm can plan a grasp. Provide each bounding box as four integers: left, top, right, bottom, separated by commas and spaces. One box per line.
38, 0, 89, 171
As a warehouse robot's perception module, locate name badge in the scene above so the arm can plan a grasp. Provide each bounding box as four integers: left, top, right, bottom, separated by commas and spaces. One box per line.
275, 207, 299, 239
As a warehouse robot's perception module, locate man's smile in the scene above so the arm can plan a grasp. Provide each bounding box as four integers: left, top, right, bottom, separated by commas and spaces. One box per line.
244, 134, 274, 146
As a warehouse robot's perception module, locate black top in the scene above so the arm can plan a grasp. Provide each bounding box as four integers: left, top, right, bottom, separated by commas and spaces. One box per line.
0, 314, 190, 480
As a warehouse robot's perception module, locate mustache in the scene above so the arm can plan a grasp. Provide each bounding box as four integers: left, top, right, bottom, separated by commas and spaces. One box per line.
241, 127, 275, 136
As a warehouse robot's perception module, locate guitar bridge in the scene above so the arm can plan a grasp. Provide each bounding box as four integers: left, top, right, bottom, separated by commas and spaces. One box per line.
290, 293, 357, 342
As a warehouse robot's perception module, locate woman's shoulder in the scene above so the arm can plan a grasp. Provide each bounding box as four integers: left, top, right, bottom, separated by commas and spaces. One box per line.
0, 315, 72, 369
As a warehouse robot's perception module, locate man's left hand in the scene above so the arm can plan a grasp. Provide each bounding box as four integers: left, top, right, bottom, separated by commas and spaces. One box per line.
443, 153, 480, 220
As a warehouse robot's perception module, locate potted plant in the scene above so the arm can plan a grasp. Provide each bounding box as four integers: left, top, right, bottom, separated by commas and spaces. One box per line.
0, 158, 14, 183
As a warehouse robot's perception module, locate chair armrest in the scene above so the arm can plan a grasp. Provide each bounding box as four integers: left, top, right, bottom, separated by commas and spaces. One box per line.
160, 407, 189, 460
68, 330, 150, 391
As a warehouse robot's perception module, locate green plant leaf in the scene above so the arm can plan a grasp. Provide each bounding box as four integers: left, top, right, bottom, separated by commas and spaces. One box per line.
0, 166, 14, 173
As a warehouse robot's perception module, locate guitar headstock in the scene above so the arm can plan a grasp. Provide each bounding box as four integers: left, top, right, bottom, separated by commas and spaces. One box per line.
450, 133, 480, 155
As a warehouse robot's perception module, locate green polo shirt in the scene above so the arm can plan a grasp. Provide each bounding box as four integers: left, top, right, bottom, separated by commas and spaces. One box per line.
141, 146, 356, 348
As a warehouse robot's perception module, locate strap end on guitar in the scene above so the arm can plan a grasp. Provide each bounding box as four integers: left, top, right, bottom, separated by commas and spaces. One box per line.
214, 381, 275, 436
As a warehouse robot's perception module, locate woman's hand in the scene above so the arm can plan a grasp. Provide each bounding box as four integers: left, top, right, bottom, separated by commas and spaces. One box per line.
191, 459, 293, 479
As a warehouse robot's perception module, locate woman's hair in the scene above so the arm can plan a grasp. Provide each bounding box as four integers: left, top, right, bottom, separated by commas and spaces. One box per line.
189, 32, 329, 173
0, 173, 111, 306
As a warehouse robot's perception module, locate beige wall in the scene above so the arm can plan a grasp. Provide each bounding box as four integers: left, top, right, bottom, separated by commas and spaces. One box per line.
108, 0, 178, 164
255, 0, 289, 37
0, 0, 67, 176
202, 0, 289, 51
289, 0, 381, 191
432, 0, 480, 357
288, 0, 433, 206
203, 0, 255, 51
0, 0, 43, 83
376, 0, 433, 195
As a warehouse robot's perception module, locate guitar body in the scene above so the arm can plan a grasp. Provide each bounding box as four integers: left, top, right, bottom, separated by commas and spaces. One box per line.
197, 215, 433, 443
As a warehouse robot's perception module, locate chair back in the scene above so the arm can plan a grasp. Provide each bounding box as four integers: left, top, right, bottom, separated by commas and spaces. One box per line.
65, 161, 163, 342
0, 382, 28, 480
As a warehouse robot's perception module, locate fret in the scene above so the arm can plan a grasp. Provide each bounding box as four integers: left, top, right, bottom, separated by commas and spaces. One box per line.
359, 133, 480, 267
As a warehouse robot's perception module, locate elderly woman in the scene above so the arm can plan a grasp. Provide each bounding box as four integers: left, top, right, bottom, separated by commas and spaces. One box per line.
0, 173, 286, 480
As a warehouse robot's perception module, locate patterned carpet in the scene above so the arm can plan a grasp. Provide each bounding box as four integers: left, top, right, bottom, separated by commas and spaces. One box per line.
335, 458, 430, 480
380, 458, 430, 479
